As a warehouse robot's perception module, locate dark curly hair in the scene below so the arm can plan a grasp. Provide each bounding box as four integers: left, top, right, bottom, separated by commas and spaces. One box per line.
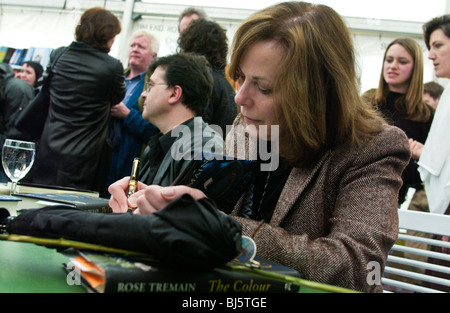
177, 19, 228, 70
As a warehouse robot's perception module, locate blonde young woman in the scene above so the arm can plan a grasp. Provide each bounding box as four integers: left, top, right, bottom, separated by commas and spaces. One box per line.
366, 38, 434, 206
109, 2, 410, 293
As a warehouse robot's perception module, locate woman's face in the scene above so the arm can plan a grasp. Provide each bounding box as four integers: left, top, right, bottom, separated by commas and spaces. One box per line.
17, 64, 37, 87
234, 40, 284, 140
428, 28, 450, 79
383, 43, 414, 93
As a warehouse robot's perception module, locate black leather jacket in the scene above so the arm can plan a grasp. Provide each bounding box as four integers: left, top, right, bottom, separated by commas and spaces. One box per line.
30, 41, 126, 195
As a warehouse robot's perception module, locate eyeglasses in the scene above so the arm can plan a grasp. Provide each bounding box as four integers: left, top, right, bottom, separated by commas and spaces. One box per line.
145, 82, 167, 92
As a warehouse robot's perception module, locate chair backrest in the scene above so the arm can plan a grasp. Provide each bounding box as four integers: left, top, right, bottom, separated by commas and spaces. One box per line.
382, 210, 450, 293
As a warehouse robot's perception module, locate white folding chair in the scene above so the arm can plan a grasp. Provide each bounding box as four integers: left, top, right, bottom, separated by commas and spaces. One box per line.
382, 210, 450, 293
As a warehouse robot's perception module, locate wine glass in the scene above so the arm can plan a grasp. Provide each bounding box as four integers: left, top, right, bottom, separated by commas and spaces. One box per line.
1, 139, 36, 195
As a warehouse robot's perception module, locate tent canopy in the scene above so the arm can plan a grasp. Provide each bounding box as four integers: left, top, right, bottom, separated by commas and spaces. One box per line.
1, 0, 448, 91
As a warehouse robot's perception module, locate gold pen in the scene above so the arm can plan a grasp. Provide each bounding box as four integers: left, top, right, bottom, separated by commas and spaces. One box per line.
127, 157, 140, 212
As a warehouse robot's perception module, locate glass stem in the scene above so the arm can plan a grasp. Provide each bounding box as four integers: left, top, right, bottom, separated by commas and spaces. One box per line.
10, 181, 17, 195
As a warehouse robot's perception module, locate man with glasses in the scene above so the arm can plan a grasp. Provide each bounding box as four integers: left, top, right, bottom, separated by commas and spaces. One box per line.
109, 53, 223, 192
108, 30, 160, 187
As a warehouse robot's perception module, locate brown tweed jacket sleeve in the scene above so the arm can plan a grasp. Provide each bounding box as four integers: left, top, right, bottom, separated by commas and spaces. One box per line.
225, 122, 410, 293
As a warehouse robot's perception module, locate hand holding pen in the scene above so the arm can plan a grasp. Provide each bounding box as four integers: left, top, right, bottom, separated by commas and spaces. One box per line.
109, 157, 207, 214
127, 157, 140, 212
108, 175, 206, 215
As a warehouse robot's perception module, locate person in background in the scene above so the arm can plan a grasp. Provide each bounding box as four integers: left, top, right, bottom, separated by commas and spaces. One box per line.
0, 63, 35, 182
364, 38, 434, 207
29, 7, 126, 197
409, 15, 450, 292
109, 2, 410, 293
177, 7, 236, 89
423, 81, 444, 109
108, 53, 223, 191
410, 15, 450, 216
16, 61, 44, 91
178, 18, 238, 139
0, 63, 35, 136
178, 7, 207, 33
108, 30, 159, 187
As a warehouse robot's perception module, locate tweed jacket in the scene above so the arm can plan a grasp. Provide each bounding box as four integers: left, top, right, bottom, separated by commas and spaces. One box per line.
225, 120, 410, 293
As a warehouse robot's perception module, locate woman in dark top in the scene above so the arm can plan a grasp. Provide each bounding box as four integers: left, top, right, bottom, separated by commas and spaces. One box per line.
365, 38, 434, 206
29, 7, 126, 196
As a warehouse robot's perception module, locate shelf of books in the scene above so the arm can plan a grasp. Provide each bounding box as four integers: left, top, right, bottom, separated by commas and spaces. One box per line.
0, 45, 53, 69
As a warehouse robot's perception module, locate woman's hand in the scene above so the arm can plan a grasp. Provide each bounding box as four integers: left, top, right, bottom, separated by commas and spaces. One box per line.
131, 185, 207, 215
108, 177, 148, 213
409, 139, 424, 160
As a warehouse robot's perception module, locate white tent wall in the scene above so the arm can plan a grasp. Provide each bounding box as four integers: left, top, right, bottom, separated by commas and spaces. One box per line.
0, 7, 79, 50
0, 0, 448, 92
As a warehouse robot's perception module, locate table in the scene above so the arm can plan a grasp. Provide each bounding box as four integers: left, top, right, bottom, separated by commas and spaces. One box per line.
0, 239, 355, 294
0, 182, 101, 216
0, 195, 47, 217
0, 183, 97, 293
0, 186, 353, 294
0, 240, 85, 293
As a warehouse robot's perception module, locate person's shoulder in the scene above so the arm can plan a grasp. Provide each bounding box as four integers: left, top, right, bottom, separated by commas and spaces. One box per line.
192, 117, 224, 147
6, 77, 34, 96
331, 124, 410, 167
356, 124, 410, 164
52, 46, 68, 55
200, 117, 224, 136
91, 51, 124, 72
379, 123, 409, 144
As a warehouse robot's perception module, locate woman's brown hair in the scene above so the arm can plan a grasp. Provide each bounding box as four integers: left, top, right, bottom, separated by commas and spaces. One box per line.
75, 7, 121, 53
229, 1, 385, 167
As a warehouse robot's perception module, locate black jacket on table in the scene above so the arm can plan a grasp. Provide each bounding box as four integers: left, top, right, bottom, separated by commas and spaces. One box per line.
29, 41, 126, 196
